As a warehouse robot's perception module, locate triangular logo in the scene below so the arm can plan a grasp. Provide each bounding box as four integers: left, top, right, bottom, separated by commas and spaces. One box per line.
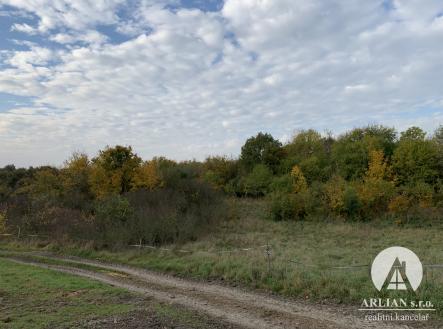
382, 257, 413, 291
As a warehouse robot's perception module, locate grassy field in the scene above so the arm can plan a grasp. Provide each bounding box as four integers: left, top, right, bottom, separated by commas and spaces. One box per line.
0, 258, 136, 328
2, 199, 443, 319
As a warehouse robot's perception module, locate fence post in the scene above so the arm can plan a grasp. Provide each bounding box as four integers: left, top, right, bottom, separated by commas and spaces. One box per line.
265, 242, 272, 275
17, 226, 21, 239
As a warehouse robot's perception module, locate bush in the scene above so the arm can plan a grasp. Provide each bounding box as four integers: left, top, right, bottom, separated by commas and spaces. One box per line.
126, 179, 225, 245
388, 194, 412, 219
240, 164, 273, 197
0, 209, 6, 233
94, 195, 133, 245
268, 192, 305, 221
343, 187, 362, 220
322, 175, 347, 216
269, 174, 293, 194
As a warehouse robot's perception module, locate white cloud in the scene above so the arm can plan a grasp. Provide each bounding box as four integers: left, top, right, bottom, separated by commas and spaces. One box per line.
11, 22, 37, 34
50, 31, 108, 45
0, 0, 124, 32
0, 0, 443, 166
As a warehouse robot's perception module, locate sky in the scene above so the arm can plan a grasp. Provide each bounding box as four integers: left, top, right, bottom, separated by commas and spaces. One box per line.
0, 0, 443, 167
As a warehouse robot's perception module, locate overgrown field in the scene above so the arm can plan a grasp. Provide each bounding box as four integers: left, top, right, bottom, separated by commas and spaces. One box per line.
2, 199, 442, 319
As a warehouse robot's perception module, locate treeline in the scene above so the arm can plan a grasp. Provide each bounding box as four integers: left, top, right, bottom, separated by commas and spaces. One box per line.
0, 125, 442, 246
210, 125, 443, 222
0, 147, 225, 246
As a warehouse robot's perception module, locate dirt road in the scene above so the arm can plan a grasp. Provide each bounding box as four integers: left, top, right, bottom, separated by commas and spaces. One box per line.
3, 253, 420, 329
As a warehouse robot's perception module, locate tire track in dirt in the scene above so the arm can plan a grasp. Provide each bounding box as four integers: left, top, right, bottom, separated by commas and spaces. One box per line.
4, 254, 412, 329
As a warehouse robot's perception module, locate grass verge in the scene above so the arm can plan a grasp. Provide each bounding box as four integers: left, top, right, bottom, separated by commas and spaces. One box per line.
0, 258, 135, 328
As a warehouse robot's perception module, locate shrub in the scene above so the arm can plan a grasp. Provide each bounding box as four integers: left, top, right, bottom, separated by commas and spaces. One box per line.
94, 194, 133, 245
397, 182, 434, 207
0, 209, 6, 233
388, 194, 412, 219
322, 175, 347, 216
269, 174, 293, 194
126, 179, 225, 245
343, 187, 362, 220
268, 192, 305, 221
202, 156, 238, 190
240, 164, 273, 197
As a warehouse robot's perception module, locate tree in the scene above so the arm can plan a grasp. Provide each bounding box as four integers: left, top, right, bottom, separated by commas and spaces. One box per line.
0, 165, 32, 202
392, 127, 439, 185
90, 145, 142, 198
283, 130, 332, 182
132, 160, 162, 190
358, 150, 395, 216
202, 156, 238, 190
433, 125, 443, 145
290, 165, 307, 193
30, 167, 63, 203
332, 125, 396, 180
240, 133, 283, 173
61, 152, 93, 208
285, 129, 325, 160
364, 149, 393, 182
400, 126, 426, 141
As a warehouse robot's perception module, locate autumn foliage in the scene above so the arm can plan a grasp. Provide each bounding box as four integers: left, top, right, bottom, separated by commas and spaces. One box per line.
0, 125, 442, 245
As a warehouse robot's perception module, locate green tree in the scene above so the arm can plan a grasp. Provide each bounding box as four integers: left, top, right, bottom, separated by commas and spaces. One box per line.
332, 125, 396, 180
240, 133, 283, 173
392, 127, 440, 185
282, 130, 332, 181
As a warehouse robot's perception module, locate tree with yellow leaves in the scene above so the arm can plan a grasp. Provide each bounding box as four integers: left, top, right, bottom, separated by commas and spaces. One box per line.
89, 145, 142, 198
290, 165, 307, 193
62, 153, 91, 192
132, 160, 162, 190
364, 149, 393, 182
358, 149, 395, 215
323, 175, 347, 215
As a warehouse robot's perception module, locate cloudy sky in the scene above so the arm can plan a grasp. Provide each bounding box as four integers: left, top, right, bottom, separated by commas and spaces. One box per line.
1, 0, 443, 167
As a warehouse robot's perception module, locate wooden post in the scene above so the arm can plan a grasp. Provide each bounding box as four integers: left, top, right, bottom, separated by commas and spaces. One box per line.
265, 242, 272, 275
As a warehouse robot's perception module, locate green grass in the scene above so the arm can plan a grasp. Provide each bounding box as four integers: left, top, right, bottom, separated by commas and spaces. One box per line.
2, 198, 443, 319
0, 258, 135, 328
